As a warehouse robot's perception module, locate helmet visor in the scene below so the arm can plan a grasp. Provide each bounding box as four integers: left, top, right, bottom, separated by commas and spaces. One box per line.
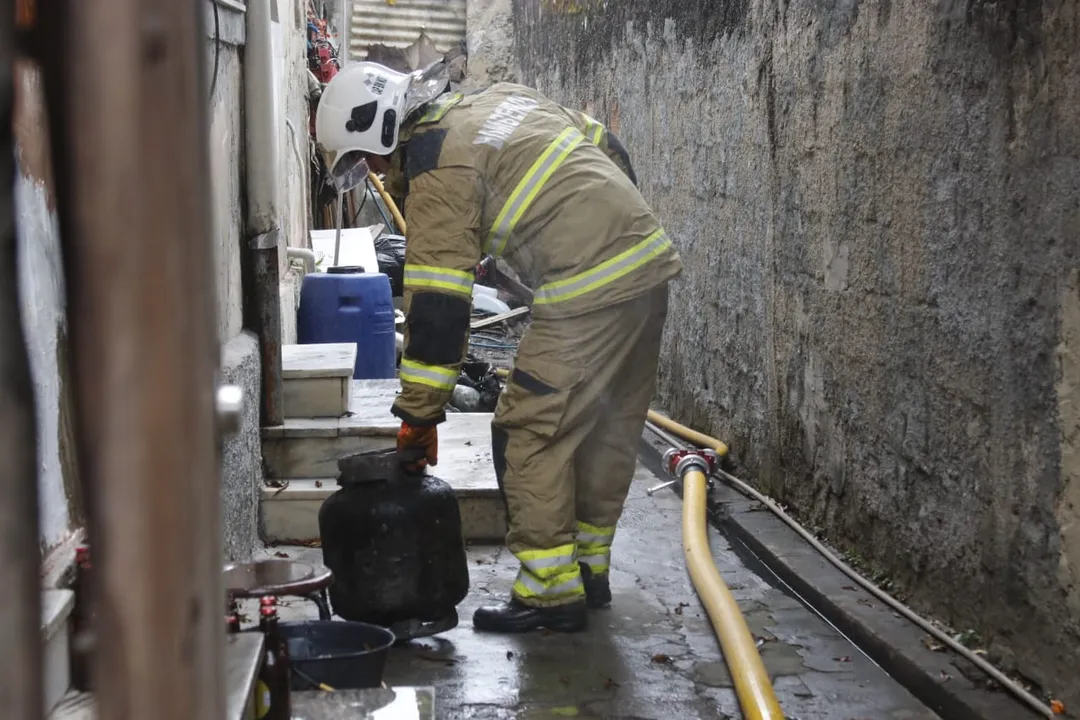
327, 150, 370, 193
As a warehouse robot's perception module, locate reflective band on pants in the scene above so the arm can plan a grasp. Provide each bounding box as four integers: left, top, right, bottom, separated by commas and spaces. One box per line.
511, 543, 586, 602
577, 521, 615, 575
399, 358, 457, 391
403, 264, 474, 297
486, 127, 584, 257
533, 229, 672, 306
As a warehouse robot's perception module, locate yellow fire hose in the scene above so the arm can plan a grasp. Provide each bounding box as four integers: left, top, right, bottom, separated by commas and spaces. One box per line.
648, 409, 729, 456
368, 171, 407, 234
492, 369, 783, 718
649, 414, 1064, 718
681, 464, 784, 720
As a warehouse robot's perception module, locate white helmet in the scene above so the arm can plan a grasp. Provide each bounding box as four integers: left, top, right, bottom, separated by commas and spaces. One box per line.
316, 59, 453, 191
316, 61, 412, 191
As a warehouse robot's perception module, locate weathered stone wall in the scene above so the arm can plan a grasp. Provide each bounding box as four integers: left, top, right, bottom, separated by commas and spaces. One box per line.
465, 0, 520, 90
514, 0, 1080, 704
220, 332, 262, 561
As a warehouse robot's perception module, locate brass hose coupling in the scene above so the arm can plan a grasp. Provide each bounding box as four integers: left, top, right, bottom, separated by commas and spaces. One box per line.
663, 448, 721, 478
647, 448, 722, 496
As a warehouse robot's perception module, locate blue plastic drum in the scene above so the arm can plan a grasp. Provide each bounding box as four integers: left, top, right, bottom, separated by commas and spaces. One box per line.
297, 268, 396, 379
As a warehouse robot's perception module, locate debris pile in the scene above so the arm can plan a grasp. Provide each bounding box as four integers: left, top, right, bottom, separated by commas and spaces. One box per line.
446, 258, 532, 413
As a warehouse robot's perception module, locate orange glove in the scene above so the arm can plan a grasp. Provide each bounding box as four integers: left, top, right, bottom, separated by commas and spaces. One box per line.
396, 422, 438, 472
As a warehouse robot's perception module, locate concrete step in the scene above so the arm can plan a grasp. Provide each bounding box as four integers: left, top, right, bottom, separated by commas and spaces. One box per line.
259, 476, 506, 544
262, 379, 400, 479
261, 380, 504, 544
281, 343, 356, 418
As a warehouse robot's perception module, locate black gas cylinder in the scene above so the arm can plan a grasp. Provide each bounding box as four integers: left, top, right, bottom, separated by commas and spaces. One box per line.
318, 449, 469, 640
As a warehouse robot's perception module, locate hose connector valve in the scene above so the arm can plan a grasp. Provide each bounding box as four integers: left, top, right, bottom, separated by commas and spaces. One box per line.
663, 448, 721, 479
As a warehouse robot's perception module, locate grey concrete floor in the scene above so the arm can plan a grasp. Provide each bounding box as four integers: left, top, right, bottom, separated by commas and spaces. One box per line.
256, 463, 939, 720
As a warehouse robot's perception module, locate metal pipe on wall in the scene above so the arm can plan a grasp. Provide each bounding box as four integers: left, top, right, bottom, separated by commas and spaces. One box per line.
0, 1, 45, 714
245, 0, 284, 426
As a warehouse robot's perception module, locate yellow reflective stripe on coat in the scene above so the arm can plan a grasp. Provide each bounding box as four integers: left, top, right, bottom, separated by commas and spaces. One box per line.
534, 229, 672, 305
485, 127, 585, 256
581, 112, 605, 144
399, 359, 457, 391
403, 264, 474, 297
416, 93, 464, 124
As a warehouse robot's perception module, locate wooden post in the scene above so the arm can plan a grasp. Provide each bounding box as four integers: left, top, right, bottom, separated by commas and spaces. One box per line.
41, 0, 226, 716
0, 0, 45, 715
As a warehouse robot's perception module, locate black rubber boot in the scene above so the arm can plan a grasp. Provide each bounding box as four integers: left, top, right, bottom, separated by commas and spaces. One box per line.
580, 562, 612, 609
472, 598, 587, 633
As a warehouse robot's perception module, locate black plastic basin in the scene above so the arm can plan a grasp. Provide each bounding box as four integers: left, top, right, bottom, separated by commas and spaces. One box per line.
278, 620, 395, 691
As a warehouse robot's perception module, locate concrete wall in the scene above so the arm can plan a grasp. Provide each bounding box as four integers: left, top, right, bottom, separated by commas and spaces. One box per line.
205, 0, 311, 346
513, 0, 1080, 705
464, 0, 520, 90
220, 332, 262, 561
206, 6, 246, 344
276, 0, 314, 346
206, 0, 315, 558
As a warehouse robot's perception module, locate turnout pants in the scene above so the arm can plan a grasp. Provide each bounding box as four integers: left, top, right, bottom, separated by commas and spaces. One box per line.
491, 284, 669, 607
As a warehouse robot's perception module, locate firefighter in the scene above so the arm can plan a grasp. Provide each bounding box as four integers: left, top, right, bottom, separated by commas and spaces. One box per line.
315, 61, 682, 633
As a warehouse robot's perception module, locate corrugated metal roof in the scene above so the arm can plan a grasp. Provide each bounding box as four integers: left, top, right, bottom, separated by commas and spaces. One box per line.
350, 0, 467, 61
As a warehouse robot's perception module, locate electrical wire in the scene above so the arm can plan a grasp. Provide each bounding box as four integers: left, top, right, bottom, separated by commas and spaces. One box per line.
351, 183, 369, 225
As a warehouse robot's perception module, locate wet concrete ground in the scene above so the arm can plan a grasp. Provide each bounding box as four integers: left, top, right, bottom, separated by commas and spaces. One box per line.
258, 462, 939, 719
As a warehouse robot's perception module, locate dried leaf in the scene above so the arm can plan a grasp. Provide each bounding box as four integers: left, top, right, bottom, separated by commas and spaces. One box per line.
842, 585, 858, 592
651, 653, 671, 664
1050, 700, 1065, 715
604, 677, 620, 690
274, 551, 289, 558
314, 480, 323, 488
939, 670, 952, 682
921, 637, 945, 652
